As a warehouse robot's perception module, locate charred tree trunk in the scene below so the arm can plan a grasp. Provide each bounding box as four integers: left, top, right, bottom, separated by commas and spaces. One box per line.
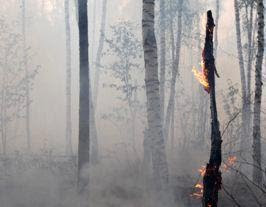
164, 0, 183, 141
202, 11, 222, 207
159, 0, 166, 124
252, 0, 264, 185
142, 0, 169, 191
22, 0, 31, 152
77, 0, 90, 194
65, 0, 73, 156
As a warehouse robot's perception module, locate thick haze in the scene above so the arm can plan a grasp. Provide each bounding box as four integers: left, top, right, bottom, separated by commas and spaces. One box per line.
1, 0, 265, 156
0, 0, 265, 207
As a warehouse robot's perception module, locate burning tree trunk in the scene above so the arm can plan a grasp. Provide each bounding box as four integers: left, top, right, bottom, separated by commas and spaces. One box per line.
202, 11, 222, 207
252, 0, 264, 185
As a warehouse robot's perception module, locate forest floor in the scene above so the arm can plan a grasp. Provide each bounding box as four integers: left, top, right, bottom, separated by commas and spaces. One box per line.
0, 150, 265, 207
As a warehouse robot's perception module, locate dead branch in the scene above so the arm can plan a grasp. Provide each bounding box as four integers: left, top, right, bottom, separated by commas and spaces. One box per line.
221, 185, 242, 207
221, 110, 241, 137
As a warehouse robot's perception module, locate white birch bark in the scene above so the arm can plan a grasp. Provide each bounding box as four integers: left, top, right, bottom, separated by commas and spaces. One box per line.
65, 0, 73, 156
142, 0, 169, 190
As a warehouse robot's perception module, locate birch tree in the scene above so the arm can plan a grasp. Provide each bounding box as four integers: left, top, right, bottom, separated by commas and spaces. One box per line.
159, 0, 166, 123
93, 0, 107, 109
90, 0, 108, 165
241, 1, 256, 154
164, 0, 184, 141
142, 0, 169, 191
245, 1, 255, 123
64, 0, 73, 156
234, 0, 249, 152
252, 0, 264, 185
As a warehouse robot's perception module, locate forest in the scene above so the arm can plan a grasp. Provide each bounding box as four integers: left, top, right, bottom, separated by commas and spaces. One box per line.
0, 0, 265, 206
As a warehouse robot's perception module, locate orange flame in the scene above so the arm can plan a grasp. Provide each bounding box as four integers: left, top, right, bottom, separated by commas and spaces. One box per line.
192, 61, 210, 93
192, 182, 204, 198
198, 165, 206, 176
191, 156, 237, 199
222, 156, 237, 171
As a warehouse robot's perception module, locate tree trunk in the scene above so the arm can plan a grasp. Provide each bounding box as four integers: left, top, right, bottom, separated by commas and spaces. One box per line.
245, 3, 255, 155
65, 0, 73, 156
22, 0, 31, 152
143, 128, 152, 175
91, 0, 96, 62
93, 0, 107, 110
89, 83, 99, 165
159, 0, 166, 124
164, 0, 183, 141
252, 0, 264, 185
234, 0, 248, 153
170, 106, 175, 157
246, 3, 255, 150
142, 0, 169, 191
202, 11, 222, 207
89, 0, 106, 164
169, 0, 177, 154
77, 0, 90, 194
247, 2, 254, 106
